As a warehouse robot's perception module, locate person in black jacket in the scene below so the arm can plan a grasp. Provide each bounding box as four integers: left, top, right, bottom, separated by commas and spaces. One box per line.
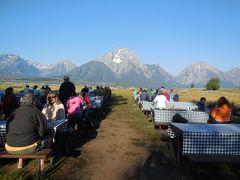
5, 93, 48, 155
59, 75, 76, 114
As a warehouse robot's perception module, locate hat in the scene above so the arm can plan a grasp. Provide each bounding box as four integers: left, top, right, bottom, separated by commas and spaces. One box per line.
63, 75, 69, 79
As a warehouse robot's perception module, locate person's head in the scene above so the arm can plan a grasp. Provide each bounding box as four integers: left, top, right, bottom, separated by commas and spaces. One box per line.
63, 75, 70, 82
80, 91, 86, 98
200, 97, 206, 104
158, 91, 164, 95
5, 87, 13, 95
46, 92, 61, 105
33, 85, 38, 89
20, 93, 35, 105
217, 96, 230, 107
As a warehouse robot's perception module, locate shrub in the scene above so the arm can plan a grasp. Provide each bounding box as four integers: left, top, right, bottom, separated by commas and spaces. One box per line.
206, 77, 220, 90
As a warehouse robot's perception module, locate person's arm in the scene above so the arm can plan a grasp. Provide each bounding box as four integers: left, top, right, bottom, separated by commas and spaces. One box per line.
211, 106, 218, 119
35, 111, 48, 139
85, 96, 91, 106
59, 84, 64, 101
57, 104, 66, 120
41, 105, 47, 119
153, 95, 158, 103
72, 83, 76, 95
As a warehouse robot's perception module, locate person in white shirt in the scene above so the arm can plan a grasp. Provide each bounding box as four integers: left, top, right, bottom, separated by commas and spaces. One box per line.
153, 92, 168, 109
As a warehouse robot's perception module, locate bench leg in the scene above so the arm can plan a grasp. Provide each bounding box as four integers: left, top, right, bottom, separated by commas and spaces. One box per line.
40, 159, 45, 171
18, 158, 23, 169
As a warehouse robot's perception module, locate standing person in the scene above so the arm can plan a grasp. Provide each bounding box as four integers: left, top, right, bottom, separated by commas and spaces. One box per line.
5, 93, 48, 155
59, 75, 76, 114
42, 92, 65, 122
153, 91, 168, 109
209, 96, 232, 124
66, 93, 84, 131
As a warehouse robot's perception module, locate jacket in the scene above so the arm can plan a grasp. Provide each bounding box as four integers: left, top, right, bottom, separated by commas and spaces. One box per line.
6, 104, 47, 147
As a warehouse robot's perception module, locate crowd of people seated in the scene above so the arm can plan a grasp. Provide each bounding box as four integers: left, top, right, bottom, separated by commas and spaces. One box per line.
0, 75, 112, 156
133, 86, 179, 108
133, 87, 233, 124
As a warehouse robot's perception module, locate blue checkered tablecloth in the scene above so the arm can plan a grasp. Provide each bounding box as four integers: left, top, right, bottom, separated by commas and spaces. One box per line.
153, 109, 209, 126
90, 96, 103, 109
166, 102, 197, 110
170, 123, 240, 155
141, 101, 154, 111
47, 119, 68, 133
0, 120, 7, 146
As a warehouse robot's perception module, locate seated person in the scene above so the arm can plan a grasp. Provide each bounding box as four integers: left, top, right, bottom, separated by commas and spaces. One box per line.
5, 93, 48, 155
173, 92, 179, 102
139, 89, 151, 101
208, 96, 232, 124
79, 92, 94, 127
1, 87, 19, 120
42, 92, 65, 121
196, 97, 207, 111
81, 85, 89, 94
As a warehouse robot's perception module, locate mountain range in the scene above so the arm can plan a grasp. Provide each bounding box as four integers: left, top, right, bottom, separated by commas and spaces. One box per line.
0, 49, 239, 88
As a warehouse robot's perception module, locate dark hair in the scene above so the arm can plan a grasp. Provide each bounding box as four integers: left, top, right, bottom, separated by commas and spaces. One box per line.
200, 97, 206, 101
80, 91, 86, 98
217, 96, 230, 107
5, 87, 13, 95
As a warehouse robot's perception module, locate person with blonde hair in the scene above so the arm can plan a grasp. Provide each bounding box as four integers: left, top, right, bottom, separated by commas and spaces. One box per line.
42, 92, 65, 121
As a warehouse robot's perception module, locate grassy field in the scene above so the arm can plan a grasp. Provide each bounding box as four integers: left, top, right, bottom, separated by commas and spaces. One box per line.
0, 85, 240, 179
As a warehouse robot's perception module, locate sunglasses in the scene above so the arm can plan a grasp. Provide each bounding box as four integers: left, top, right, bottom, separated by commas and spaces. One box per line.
48, 96, 56, 99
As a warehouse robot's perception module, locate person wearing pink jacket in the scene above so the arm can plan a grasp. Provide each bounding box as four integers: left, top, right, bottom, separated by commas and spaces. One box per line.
66, 94, 84, 131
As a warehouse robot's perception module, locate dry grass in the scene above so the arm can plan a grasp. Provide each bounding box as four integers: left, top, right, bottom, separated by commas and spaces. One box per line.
178, 88, 240, 106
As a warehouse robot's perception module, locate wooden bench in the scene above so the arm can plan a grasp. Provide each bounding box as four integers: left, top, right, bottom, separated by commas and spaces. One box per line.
185, 155, 240, 164
0, 148, 52, 174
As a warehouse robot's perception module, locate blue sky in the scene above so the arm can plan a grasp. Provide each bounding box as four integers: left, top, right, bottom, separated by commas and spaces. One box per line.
0, 0, 240, 75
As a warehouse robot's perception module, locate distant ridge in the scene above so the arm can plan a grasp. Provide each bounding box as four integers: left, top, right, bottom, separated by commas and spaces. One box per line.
0, 51, 239, 88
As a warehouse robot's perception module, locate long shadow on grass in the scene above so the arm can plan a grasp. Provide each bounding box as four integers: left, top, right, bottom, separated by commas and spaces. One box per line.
130, 148, 240, 180
44, 94, 128, 177
129, 150, 185, 180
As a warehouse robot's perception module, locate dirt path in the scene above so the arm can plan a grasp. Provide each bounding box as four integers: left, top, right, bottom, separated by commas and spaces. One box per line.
49, 95, 180, 180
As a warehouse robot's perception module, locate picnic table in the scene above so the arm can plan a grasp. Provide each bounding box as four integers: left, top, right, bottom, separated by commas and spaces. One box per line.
140, 101, 154, 112
0, 119, 68, 146
151, 108, 210, 128
0, 121, 7, 146
169, 123, 240, 163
